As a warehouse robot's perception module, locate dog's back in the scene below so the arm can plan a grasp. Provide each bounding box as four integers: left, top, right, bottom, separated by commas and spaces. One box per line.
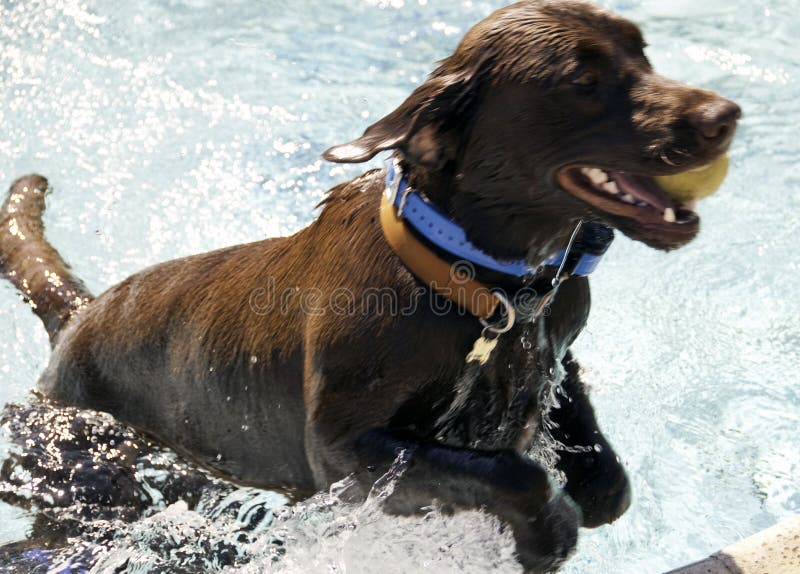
4, 170, 408, 492
0, 179, 305, 490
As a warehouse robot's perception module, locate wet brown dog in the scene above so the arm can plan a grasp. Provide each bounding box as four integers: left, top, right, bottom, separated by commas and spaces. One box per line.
0, 1, 739, 571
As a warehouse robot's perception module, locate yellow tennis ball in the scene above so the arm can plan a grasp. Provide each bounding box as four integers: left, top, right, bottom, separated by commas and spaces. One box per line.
655, 154, 729, 202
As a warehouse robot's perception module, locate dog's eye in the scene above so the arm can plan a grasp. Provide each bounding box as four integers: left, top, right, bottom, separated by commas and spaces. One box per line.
572, 71, 599, 90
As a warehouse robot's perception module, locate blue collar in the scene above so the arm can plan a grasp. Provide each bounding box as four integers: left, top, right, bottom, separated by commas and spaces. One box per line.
384, 159, 613, 279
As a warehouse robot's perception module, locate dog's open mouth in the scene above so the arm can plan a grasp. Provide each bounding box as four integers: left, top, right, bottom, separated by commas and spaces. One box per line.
556, 166, 699, 227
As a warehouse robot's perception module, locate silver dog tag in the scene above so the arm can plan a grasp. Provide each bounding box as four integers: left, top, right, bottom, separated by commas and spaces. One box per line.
466, 335, 498, 365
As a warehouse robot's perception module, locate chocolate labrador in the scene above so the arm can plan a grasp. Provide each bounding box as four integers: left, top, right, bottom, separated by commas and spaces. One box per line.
0, 1, 739, 571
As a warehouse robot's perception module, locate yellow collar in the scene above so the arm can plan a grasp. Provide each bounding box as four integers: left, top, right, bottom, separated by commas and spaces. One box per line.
379, 195, 500, 319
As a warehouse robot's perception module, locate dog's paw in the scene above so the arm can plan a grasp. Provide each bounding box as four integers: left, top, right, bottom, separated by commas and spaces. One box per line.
510, 490, 580, 574
565, 463, 631, 529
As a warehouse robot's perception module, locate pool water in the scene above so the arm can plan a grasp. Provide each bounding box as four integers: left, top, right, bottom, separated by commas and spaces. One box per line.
0, 0, 798, 572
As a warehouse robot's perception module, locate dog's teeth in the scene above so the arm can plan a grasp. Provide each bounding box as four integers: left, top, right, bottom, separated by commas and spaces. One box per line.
683, 199, 698, 211
621, 193, 636, 204
602, 181, 619, 194
663, 207, 676, 223
582, 167, 608, 186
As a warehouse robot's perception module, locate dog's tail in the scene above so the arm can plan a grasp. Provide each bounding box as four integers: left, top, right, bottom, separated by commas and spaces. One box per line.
0, 174, 93, 344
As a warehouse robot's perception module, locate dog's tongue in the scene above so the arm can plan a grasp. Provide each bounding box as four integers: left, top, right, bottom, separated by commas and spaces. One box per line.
610, 172, 674, 210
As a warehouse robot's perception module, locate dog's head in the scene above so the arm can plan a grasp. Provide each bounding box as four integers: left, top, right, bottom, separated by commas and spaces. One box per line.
324, 0, 740, 258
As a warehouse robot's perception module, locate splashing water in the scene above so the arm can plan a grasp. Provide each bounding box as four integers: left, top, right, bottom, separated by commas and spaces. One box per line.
0, 0, 799, 572
0, 401, 520, 573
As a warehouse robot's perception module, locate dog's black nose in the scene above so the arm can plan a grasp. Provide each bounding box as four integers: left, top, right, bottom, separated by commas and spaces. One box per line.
690, 98, 741, 145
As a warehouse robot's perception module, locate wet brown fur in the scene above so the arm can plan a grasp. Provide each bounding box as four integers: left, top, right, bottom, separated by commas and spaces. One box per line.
0, 2, 739, 571
0, 175, 92, 339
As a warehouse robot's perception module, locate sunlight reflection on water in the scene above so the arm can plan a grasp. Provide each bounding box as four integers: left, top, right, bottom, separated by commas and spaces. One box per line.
0, 0, 798, 572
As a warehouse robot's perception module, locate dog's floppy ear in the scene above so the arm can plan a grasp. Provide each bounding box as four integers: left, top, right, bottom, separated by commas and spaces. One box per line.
322, 67, 479, 168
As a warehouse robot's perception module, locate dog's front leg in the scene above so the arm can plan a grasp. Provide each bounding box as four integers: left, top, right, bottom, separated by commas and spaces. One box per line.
352, 428, 579, 573
303, 353, 577, 571
549, 352, 631, 528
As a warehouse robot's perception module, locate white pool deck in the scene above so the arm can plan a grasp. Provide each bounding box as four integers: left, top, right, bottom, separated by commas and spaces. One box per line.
666, 515, 800, 574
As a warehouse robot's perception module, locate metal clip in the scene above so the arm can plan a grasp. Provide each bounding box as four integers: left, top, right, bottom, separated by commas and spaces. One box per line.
479, 291, 515, 335
467, 292, 516, 365
396, 183, 411, 218
385, 158, 403, 203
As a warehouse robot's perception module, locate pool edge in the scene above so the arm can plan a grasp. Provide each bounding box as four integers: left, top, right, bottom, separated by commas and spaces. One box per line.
665, 514, 800, 574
